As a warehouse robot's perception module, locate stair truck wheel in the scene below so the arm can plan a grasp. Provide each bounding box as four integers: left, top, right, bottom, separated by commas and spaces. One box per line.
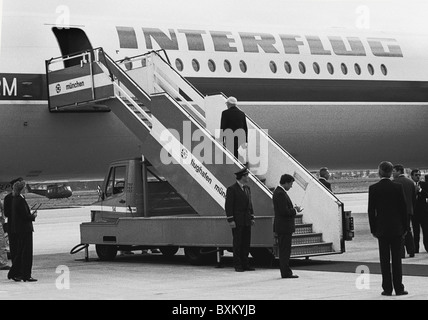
96, 245, 118, 261
184, 247, 217, 265
184, 247, 203, 265
160, 246, 179, 257
250, 248, 275, 266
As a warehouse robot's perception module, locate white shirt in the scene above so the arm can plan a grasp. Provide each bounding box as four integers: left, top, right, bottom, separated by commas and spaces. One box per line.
237, 181, 245, 190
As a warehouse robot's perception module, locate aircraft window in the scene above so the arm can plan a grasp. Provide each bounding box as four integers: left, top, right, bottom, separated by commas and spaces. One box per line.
354, 63, 361, 75
341, 63, 348, 75
270, 61, 277, 74
313, 62, 320, 75
208, 60, 216, 72
299, 62, 306, 74
175, 59, 184, 72
327, 63, 334, 75
224, 60, 232, 73
381, 64, 388, 76
284, 62, 292, 74
240, 60, 247, 73
368, 64, 375, 75
192, 59, 200, 72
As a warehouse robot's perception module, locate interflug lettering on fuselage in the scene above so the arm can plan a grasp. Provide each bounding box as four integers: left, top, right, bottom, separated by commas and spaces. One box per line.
117, 27, 404, 58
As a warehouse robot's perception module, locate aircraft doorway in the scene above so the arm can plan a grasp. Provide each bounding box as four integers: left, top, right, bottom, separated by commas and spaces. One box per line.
52, 27, 93, 67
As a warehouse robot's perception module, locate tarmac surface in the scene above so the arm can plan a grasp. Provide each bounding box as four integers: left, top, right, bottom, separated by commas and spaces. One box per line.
0, 193, 427, 300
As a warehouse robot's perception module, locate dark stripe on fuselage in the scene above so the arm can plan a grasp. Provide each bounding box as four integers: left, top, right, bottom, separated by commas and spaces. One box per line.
0, 73, 47, 101
188, 77, 428, 102
1, 73, 428, 102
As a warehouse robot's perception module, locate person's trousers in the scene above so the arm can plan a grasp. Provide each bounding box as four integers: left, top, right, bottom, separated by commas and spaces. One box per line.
378, 236, 405, 294
232, 226, 251, 269
402, 215, 415, 257
8, 233, 18, 263
224, 137, 245, 160
0, 226, 8, 267
278, 233, 293, 278
8, 232, 33, 279
412, 213, 428, 253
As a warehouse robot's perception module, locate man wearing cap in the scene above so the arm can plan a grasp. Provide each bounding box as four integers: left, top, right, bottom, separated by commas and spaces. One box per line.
225, 168, 255, 272
220, 97, 249, 160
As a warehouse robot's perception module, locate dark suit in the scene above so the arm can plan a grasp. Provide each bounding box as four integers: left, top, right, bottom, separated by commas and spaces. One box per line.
273, 187, 297, 278
393, 175, 416, 256
225, 183, 255, 269
368, 179, 408, 294
413, 181, 428, 253
319, 178, 332, 192
220, 106, 248, 159
8, 195, 35, 280
3, 193, 17, 261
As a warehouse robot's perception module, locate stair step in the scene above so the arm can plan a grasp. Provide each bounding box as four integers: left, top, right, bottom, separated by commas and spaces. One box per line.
292, 233, 323, 245
128, 104, 151, 115
291, 243, 334, 257
295, 214, 303, 225
294, 224, 313, 235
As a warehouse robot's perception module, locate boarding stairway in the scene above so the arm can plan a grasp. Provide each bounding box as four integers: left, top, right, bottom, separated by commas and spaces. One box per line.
46, 48, 349, 258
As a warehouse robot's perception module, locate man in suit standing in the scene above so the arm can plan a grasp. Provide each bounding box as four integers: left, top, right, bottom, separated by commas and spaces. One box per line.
220, 97, 249, 160
273, 174, 303, 279
7, 180, 38, 282
225, 168, 255, 272
318, 167, 332, 192
392, 165, 416, 258
3, 177, 23, 264
368, 161, 408, 296
0, 201, 11, 271
410, 169, 428, 253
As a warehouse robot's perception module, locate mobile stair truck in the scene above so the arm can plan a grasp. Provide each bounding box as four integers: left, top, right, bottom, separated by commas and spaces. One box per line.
47, 48, 354, 265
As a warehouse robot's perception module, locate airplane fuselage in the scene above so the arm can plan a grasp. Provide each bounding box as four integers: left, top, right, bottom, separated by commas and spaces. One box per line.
1, 0, 428, 184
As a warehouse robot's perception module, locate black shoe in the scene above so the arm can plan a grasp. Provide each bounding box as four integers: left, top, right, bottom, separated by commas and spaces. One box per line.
0, 266, 11, 271
23, 278, 38, 283
381, 292, 392, 296
11, 277, 23, 282
409, 254, 415, 258
282, 275, 299, 279
235, 268, 245, 272
243, 267, 256, 271
396, 291, 408, 296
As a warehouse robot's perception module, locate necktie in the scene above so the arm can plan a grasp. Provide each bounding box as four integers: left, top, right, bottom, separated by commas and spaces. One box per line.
244, 186, 249, 198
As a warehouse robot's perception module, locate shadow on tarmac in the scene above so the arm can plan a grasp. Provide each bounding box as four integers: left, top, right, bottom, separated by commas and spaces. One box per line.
70, 252, 428, 277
